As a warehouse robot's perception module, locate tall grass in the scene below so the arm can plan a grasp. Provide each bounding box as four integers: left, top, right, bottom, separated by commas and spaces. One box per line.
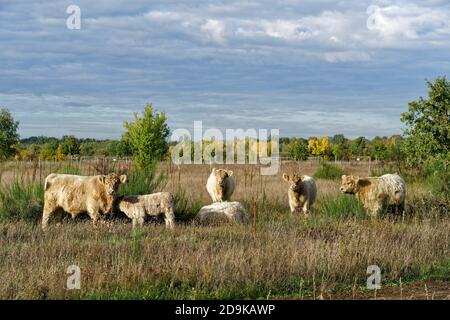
0, 217, 447, 299
173, 190, 202, 222
0, 161, 448, 299
58, 162, 81, 175
314, 162, 345, 180
317, 195, 366, 219
0, 178, 44, 221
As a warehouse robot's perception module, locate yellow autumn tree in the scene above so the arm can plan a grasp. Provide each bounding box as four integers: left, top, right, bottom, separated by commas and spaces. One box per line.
56, 144, 65, 161
308, 136, 331, 160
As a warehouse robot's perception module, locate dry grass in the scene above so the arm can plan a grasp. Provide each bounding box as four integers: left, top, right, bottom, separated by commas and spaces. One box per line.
0, 160, 448, 299
0, 217, 448, 299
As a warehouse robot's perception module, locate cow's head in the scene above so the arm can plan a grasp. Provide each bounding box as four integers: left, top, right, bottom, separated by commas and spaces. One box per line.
212, 168, 233, 188
282, 173, 303, 191
99, 173, 127, 196
340, 175, 359, 194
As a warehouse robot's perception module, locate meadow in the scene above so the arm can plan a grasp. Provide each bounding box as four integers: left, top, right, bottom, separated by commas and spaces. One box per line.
0, 159, 448, 299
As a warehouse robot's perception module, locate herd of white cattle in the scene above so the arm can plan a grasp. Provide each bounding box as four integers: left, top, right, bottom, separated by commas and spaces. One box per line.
41, 168, 407, 230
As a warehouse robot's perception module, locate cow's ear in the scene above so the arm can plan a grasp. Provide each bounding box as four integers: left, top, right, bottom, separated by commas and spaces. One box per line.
119, 175, 127, 184
342, 175, 347, 180
98, 175, 106, 184
227, 170, 234, 177
354, 175, 360, 183
282, 173, 290, 182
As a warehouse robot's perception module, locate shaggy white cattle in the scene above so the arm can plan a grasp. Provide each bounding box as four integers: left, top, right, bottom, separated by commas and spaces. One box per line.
340, 173, 406, 217
42, 173, 127, 229
206, 168, 235, 202
196, 201, 245, 225
116, 192, 175, 229
282, 173, 317, 215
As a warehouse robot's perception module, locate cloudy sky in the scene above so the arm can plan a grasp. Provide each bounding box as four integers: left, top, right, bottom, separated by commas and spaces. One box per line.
1, 0, 450, 139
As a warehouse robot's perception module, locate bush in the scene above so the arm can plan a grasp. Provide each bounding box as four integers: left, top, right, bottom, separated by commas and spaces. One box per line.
119, 161, 166, 196
314, 162, 345, 180
0, 179, 44, 221
424, 155, 449, 201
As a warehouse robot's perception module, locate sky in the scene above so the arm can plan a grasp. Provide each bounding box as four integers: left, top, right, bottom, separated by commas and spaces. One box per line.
1, 0, 450, 140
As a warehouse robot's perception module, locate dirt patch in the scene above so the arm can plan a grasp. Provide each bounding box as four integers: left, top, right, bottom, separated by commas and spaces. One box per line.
329, 281, 450, 300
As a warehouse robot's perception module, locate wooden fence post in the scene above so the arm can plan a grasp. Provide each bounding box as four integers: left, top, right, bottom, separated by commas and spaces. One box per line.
253, 201, 257, 238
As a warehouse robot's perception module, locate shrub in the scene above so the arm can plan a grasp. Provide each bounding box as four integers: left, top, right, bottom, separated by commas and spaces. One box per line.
119, 161, 166, 196
313, 162, 345, 180
0, 179, 44, 221
424, 155, 449, 201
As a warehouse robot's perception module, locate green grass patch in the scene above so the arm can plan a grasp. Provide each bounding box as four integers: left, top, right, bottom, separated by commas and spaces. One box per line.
314, 162, 345, 180
317, 195, 366, 219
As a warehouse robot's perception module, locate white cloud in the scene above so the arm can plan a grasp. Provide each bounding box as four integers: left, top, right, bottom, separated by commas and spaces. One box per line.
324, 51, 371, 63
201, 19, 226, 44
366, 2, 450, 46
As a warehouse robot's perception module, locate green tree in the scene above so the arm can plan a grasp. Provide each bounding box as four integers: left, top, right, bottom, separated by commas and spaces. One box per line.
107, 140, 133, 157
331, 134, 351, 160
401, 77, 450, 165
124, 103, 170, 168
62, 135, 80, 155
350, 136, 369, 158
79, 142, 95, 157
288, 138, 308, 161
0, 108, 20, 160
386, 135, 404, 163
369, 136, 388, 161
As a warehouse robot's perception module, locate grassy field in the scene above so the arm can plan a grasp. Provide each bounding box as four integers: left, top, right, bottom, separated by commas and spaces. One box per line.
0, 160, 448, 299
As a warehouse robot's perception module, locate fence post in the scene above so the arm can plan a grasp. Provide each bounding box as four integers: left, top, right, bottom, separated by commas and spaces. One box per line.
253, 201, 257, 238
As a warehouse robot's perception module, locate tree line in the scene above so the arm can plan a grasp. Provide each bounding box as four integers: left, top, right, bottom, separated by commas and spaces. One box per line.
1, 77, 448, 172
281, 134, 404, 162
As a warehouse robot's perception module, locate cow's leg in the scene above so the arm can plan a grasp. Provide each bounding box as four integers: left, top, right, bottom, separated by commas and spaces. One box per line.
54, 208, 64, 225
371, 203, 382, 219
165, 209, 175, 229
87, 205, 100, 227
397, 202, 406, 216
289, 201, 296, 215
302, 201, 309, 216
132, 217, 144, 229
42, 201, 55, 230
